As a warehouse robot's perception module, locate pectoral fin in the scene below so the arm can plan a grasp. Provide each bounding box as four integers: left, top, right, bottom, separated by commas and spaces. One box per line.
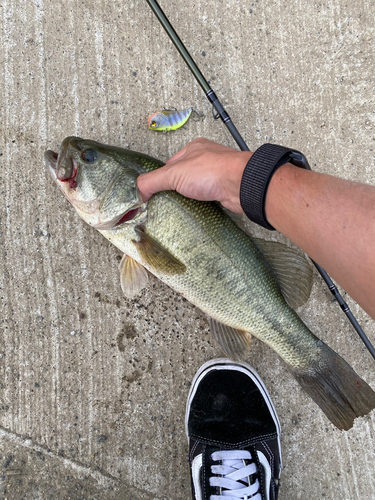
119, 255, 149, 298
133, 226, 186, 275
253, 238, 313, 309
207, 317, 252, 362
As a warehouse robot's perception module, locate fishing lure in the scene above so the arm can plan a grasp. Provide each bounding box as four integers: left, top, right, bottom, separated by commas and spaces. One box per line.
148, 107, 198, 132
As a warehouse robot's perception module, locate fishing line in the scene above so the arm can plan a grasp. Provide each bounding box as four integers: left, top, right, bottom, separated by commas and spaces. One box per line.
145, 0, 375, 360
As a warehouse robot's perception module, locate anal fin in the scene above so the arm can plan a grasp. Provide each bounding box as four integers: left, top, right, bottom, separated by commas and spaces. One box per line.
207, 317, 252, 362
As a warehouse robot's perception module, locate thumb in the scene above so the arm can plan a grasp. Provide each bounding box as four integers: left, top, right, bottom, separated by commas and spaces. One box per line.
137, 165, 174, 202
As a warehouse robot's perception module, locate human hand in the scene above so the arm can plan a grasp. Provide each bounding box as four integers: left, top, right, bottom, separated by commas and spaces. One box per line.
137, 137, 252, 213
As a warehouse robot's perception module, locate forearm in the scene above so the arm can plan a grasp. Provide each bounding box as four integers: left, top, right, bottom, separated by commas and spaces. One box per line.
265, 164, 375, 318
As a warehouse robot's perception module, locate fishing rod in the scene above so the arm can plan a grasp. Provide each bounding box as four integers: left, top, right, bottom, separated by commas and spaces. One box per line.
145, 0, 375, 360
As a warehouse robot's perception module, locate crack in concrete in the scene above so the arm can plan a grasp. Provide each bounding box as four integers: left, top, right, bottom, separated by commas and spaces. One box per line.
0, 424, 165, 500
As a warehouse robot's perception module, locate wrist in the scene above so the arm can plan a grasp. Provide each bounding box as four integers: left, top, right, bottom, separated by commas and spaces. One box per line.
220, 151, 252, 213
264, 163, 297, 230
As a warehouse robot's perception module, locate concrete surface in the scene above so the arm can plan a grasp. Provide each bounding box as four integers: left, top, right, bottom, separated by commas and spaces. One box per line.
1, 0, 375, 498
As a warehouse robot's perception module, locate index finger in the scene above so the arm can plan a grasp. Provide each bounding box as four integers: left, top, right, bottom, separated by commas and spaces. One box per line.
166, 143, 189, 164
166, 137, 212, 164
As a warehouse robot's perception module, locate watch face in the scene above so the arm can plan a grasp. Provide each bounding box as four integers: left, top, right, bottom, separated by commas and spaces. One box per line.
289, 150, 310, 170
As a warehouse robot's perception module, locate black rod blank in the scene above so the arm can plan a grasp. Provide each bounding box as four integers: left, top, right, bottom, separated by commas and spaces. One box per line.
145, 0, 375, 360
314, 263, 375, 359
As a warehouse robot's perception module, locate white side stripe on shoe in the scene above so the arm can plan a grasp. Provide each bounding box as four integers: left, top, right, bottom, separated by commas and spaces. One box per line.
192, 453, 203, 500
256, 450, 271, 500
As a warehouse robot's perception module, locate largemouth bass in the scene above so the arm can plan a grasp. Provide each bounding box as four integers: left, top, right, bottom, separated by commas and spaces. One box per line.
45, 136, 375, 430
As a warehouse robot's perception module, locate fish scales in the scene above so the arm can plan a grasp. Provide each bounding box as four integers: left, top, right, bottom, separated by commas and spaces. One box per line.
46, 137, 375, 430
105, 191, 318, 368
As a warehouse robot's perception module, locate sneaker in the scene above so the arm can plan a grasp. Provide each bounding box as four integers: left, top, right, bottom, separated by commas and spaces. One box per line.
185, 358, 282, 500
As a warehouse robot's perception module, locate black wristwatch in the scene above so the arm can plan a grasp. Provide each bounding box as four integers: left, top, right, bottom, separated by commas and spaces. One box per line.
239, 143, 310, 230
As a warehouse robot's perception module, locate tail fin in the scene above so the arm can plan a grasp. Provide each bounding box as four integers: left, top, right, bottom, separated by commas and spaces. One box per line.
291, 344, 375, 430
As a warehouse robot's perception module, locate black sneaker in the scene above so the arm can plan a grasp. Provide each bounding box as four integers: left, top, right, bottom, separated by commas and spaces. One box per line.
185, 358, 282, 500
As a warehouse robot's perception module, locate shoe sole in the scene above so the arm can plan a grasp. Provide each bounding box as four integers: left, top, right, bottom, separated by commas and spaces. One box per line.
185, 358, 282, 463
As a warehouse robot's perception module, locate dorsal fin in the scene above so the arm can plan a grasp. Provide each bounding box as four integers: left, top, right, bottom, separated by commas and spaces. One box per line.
253, 238, 313, 309
222, 208, 314, 309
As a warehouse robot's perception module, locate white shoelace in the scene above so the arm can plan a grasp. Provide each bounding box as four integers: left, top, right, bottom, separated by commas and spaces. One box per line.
209, 450, 261, 500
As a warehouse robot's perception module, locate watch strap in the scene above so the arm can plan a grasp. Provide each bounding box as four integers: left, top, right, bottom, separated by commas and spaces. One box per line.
240, 143, 310, 230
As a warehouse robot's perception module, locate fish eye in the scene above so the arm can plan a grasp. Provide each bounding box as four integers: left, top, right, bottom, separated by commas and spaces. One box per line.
81, 149, 98, 163
151, 121, 157, 127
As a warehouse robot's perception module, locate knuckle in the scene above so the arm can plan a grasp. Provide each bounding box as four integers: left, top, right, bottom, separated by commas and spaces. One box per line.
193, 137, 207, 144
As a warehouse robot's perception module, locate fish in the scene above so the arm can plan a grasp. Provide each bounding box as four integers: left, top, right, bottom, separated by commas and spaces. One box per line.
45, 136, 375, 431
148, 107, 196, 131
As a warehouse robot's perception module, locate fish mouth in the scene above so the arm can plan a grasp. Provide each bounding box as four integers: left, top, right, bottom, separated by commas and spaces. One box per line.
56, 136, 76, 180
45, 146, 79, 188
45, 149, 58, 177
45, 136, 81, 182
45, 137, 146, 229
